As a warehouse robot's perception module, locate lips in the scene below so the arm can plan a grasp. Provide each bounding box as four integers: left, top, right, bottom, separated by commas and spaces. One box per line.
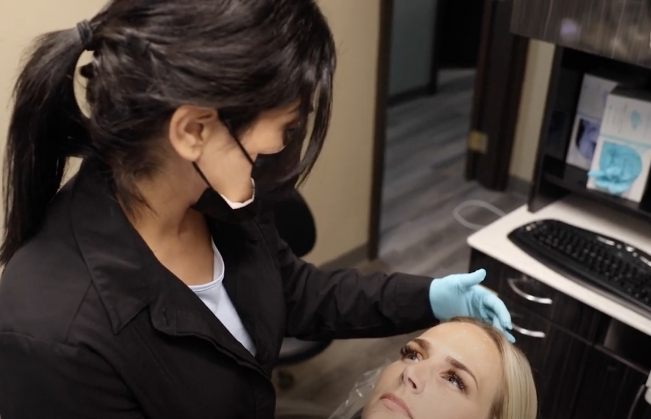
379, 393, 414, 418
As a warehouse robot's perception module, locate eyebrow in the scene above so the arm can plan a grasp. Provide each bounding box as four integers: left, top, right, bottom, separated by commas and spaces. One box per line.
412, 338, 480, 391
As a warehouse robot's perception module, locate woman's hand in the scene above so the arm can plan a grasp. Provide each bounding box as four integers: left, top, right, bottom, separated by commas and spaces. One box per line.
428, 269, 515, 342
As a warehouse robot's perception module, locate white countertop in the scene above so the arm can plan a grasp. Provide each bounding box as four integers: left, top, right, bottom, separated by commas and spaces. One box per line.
467, 196, 651, 336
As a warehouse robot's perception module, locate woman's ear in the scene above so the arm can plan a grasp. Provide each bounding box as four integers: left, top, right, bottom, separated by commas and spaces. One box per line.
168, 105, 222, 161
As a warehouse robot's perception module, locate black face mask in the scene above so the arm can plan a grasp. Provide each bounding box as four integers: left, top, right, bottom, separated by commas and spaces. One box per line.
190, 117, 302, 222
190, 131, 259, 224
191, 164, 260, 224
250, 152, 299, 203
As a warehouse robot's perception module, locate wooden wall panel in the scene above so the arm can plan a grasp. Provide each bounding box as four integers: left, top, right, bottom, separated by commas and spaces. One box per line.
512, 0, 651, 69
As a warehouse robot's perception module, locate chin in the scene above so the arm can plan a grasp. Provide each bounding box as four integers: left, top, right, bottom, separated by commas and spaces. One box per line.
362, 402, 398, 419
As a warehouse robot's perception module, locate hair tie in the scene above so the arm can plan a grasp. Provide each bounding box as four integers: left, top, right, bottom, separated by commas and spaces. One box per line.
76, 20, 94, 51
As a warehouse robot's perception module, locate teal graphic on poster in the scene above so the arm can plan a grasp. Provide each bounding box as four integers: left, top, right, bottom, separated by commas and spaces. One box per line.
588, 142, 642, 195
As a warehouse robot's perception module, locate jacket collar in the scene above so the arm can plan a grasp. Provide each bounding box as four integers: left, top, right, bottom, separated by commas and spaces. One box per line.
69, 161, 266, 372
70, 161, 153, 333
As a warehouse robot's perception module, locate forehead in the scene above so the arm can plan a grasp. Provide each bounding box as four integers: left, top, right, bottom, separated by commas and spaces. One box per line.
419, 322, 503, 381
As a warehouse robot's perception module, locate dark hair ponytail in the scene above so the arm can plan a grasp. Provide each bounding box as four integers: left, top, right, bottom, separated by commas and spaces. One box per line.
1, 26, 90, 264
2, 0, 336, 265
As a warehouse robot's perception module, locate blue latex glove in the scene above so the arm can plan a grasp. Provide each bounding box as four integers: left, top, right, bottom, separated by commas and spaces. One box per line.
429, 269, 515, 342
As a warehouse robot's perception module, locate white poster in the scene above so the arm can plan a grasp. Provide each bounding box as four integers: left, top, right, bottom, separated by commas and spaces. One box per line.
587, 90, 651, 203
566, 74, 619, 170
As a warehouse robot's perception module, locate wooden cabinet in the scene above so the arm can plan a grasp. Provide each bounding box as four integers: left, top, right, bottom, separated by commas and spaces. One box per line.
470, 249, 651, 418
511, 0, 651, 71
508, 302, 590, 419
573, 346, 651, 419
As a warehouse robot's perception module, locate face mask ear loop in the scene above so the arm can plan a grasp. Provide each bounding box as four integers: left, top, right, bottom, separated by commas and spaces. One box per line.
192, 163, 212, 188
192, 118, 254, 187
220, 118, 255, 166
231, 135, 255, 166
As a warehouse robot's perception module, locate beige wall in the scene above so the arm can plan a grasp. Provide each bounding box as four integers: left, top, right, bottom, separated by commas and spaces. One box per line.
0, 1, 380, 266
302, 0, 381, 265
0, 1, 107, 155
0, 1, 107, 226
509, 40, 556, 182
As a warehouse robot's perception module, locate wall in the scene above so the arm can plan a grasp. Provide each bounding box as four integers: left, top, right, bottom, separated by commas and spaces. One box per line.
0, 1, 106, 223
0, 1, 108, 142
0, 1, 381, 267
302, 0, 381, 265
509, 40, 556, 182
388, 0, 437, 96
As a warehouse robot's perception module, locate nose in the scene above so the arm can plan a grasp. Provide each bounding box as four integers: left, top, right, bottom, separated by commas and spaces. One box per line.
401, 364, 426, 394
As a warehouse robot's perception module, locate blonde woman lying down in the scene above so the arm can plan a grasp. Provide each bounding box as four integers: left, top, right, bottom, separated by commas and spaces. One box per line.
361, 317, 537, 419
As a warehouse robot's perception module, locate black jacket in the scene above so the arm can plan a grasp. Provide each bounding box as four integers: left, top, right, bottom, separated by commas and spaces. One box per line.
0, 161, 435, 419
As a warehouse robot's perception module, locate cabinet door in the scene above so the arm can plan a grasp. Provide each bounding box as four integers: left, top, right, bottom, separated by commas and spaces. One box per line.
573, 346, 651, 419
500, 265, 605, 341
469, 250, 606, 341
468, 250, 504, 292
508, 302, 590, 419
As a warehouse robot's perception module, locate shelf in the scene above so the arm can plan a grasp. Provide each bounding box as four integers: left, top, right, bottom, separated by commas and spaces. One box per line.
529, 46, 651, 225
543, 170, 651, 223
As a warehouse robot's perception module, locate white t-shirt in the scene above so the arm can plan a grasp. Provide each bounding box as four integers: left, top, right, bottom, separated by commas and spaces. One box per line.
188, 241, 257, 356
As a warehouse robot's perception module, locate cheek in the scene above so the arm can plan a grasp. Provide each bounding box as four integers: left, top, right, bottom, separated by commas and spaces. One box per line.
409, 381, 448, 418
408, 388, 477, 419
363, 364, 401, 417
241, 126, 285, 155
371, 363, 402, 395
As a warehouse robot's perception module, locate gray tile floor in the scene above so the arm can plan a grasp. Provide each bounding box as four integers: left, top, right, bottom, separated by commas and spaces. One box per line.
275, 70, 527, 417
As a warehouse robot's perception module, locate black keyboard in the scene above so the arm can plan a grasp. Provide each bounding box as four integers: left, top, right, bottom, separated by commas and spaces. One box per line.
508, 219, 651, 315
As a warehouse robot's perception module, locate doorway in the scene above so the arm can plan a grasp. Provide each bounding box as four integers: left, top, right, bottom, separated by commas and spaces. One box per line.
369, 0, 530, 275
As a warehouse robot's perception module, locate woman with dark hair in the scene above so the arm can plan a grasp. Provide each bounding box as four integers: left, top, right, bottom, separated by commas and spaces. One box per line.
0, 1, 513, 418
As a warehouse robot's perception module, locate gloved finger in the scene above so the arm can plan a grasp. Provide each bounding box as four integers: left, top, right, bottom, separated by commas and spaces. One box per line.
492, 316, 515, 343
481, 292, 512, 329
503, 330, 516, 343
455, 269, 486, 290
490, 315, 516, 342
490, 313, 503, 330
484, 307, 512, 332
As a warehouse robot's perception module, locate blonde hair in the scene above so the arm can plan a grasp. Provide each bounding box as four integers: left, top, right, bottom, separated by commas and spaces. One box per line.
448, 317, 538, 419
